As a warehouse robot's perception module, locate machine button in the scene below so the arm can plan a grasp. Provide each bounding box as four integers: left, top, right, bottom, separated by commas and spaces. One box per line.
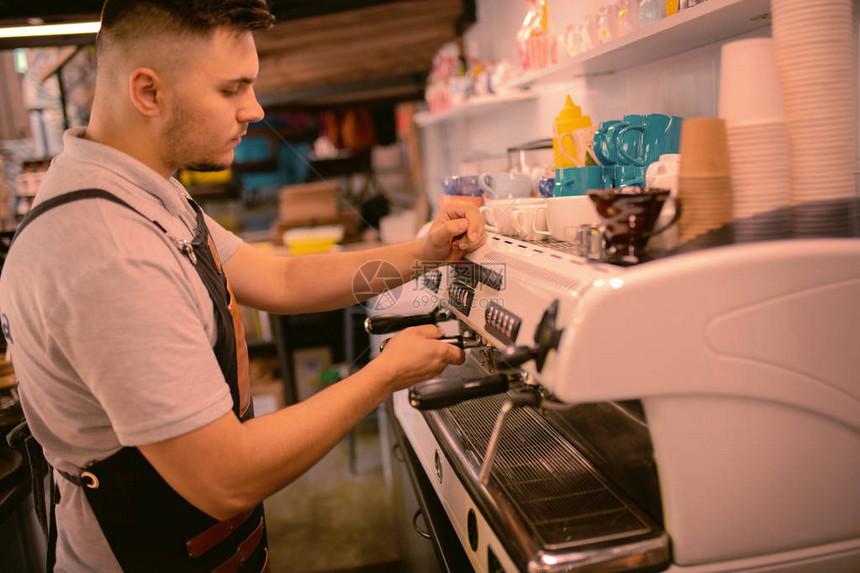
467, 509, 479, 551
434, 450, 443, 484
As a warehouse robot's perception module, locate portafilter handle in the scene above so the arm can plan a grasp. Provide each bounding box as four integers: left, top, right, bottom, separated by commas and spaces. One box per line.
364, 307, 453, 335
378, 334, 483, 353
408, 373, 519, 410
438, 332, 485, 350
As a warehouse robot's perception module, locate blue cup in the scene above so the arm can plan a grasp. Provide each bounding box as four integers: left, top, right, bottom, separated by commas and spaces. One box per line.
538, 176, 556, 198
594, 118, 646, 166
614, 165, 646, 188
616, 114, 647, 164
617, 114, 684, 167
457, 175, 483, 197
593, 120, 623, 165
601, 165, 616, 188
554, 166, 607, 197
441, 175, 482, 196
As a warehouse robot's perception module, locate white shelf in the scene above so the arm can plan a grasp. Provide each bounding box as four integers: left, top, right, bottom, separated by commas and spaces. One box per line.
507, 0, 771, 88
413, 91, 539, 127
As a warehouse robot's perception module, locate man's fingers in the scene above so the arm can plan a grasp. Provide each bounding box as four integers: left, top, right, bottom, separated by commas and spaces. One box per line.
447, 346, 466, 365
446, 218, 469, 238
464, 207, 485, 241
410, 324, 444, 338
429, 218, 468, 245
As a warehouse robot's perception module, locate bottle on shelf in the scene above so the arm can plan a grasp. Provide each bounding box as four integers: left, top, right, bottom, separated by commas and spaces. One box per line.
639, 0, 666, 26
552, 95, 594, 169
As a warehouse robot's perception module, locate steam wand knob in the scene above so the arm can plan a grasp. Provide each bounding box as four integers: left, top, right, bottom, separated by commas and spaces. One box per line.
496, 300, 563, 372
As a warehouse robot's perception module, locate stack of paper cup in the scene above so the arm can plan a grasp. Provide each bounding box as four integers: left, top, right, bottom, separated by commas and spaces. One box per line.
771, 0, 856, 235
678, 118, 733, 242
719, 37, 791, 240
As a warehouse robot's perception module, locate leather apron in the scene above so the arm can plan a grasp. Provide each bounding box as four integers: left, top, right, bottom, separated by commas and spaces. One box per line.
10, 189, 268, 573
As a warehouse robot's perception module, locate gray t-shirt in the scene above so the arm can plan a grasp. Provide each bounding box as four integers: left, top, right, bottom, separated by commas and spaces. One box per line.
0, 128, 243, 572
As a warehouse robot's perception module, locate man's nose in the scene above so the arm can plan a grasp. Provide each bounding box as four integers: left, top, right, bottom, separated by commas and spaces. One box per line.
239, 88, 264, 124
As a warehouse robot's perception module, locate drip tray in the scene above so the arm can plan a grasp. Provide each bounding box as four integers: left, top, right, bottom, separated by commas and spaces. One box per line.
425, 391, 669, 569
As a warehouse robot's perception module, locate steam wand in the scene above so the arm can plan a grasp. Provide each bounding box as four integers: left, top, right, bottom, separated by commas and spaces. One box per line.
477, 389, 542, 485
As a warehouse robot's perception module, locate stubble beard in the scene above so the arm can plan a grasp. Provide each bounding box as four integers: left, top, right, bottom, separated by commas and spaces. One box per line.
164, 101, 232, 173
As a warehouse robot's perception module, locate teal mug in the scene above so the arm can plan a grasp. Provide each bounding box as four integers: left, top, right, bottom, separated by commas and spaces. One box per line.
615, 114, 647, 165
592, 121, 623, 165
615, 165, 646, 188
600, 165, 616, 188
554, 166, 609, 197
617, 114, 684, 167
594, 117, 647, 166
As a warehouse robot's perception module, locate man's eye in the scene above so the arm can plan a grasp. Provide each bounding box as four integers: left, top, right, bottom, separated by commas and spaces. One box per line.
221, 87, 239, 96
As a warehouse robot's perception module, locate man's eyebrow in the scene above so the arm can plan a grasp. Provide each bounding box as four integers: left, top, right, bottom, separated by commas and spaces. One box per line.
223, 77, 255, 85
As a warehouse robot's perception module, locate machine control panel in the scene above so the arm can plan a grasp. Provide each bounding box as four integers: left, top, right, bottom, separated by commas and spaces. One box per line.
448, 283, 474, 315
484, 301, 520, 345
421, 269, 443, 293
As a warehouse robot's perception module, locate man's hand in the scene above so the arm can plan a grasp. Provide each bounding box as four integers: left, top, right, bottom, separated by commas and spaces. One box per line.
371, 325, 465, 392
418, 201, 487, 263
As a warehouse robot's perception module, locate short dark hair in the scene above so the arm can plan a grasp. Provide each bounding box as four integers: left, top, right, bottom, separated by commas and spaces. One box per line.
97, 0, 274, 49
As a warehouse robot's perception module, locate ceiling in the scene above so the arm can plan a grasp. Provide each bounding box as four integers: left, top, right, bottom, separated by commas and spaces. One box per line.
0, 0, 474, 108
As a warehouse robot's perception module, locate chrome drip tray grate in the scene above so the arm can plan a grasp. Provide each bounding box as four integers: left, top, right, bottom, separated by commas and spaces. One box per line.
520, 238, 582, 257
439, 392, 652, 548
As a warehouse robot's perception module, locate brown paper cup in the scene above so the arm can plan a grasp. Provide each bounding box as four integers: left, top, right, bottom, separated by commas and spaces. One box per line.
679, 118, 731, 177
678, 175, 733, 242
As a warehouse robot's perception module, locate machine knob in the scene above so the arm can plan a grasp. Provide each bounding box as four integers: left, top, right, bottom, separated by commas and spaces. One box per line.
496, 345, 539, 369
495, 300, 564, 372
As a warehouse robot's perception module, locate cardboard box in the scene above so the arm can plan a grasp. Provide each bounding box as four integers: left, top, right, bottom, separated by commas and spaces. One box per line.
251, 381, 284, 416
292, 346, 333, 402
270, 213, 360, 246
249, 354, 284, 415
279, 181, 340, 223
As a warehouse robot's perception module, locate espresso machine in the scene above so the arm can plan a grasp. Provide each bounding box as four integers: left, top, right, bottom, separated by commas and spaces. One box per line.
367, 209, 860, 572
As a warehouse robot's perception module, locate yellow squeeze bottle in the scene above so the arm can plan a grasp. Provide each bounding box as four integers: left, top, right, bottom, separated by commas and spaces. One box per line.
553, 95, 592, 169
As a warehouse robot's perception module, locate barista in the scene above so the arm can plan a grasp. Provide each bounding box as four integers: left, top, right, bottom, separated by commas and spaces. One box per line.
0, 1, 486, 571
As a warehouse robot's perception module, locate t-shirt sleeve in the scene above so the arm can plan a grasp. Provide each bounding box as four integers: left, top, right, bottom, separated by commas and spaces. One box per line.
203, 211, 244, 264
50, 254, 234, 447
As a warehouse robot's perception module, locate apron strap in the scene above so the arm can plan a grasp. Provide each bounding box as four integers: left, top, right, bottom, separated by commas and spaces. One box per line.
5, 419, 58, 571
11, 189, 171, 247
7, 189, 191, 572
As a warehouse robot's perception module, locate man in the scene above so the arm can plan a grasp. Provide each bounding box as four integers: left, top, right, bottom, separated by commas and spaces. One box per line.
0, 1, 486, 571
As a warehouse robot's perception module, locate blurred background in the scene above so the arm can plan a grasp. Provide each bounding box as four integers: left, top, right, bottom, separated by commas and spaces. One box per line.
2, 1, 855, 572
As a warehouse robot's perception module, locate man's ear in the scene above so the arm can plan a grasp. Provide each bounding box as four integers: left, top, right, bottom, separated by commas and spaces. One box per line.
128, 67, 164, 117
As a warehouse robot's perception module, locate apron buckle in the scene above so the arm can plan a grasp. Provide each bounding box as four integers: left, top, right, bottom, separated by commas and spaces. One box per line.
81, 471, 100, 489
180, 242, 197, 265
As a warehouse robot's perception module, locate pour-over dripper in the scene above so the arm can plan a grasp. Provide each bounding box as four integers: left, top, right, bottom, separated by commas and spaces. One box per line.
587, 188, 674, 263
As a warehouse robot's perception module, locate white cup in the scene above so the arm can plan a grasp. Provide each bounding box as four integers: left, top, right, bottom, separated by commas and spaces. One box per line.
540, 196, 600, 242
512, 200, 549, 240
645, 154, 681, 245
646, 153, 680, 194
556, 125, 597, 168
478, 172, 533, 199
646, 153, 680, 176
480, 197, 542, 236
719, 38, 785, 126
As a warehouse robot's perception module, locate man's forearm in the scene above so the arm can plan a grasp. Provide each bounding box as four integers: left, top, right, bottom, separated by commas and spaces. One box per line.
142, 359, 396, 521
227, 360, 393, 510
275, 238, 436, 313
